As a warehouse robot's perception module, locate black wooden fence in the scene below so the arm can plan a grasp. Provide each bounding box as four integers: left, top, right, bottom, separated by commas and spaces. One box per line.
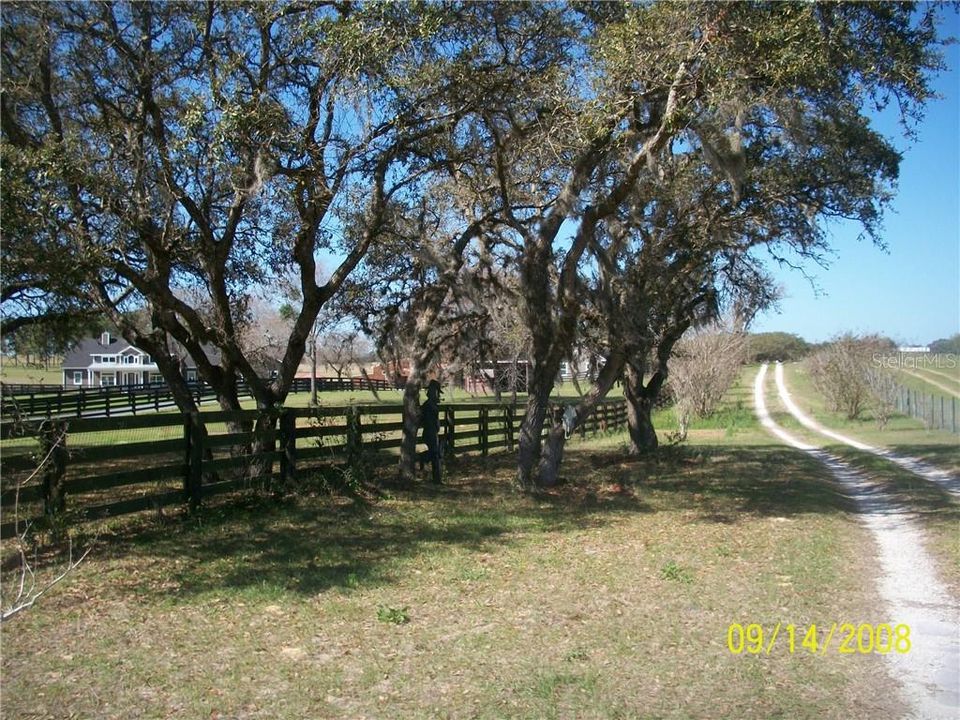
0, 399, 628, 538
0, 376, 399, 420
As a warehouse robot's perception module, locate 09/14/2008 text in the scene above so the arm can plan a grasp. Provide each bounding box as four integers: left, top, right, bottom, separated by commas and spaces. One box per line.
727, 623, 911, 656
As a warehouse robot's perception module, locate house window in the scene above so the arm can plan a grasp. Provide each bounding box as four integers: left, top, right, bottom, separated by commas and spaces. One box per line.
150, 373, 163, 383
73, 371, 82, 385
124, 355, 135, 364
186, 370, 197, 382
101, 374, 116, 386
103, 356, 115, 364
145, 355, 153, 364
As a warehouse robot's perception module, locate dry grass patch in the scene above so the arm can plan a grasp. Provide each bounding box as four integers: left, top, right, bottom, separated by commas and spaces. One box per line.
2, 443, 906, 719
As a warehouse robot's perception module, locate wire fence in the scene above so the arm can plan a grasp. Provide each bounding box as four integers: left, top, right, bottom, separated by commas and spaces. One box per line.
893, 385, 958, 435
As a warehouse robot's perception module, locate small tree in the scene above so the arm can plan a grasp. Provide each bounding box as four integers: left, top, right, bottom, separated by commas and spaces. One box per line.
668, 326, 748, 440
316, 331, 369, 384
807, 334, 895, 420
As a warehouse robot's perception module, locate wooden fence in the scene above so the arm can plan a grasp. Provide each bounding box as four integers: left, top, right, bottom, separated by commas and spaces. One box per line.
0, 376, 399, 420
0, 399, 628, 538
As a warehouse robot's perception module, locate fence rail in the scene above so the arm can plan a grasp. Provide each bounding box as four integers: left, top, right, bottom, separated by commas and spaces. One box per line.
0, 399, 628, 538
0, 376, 399, 420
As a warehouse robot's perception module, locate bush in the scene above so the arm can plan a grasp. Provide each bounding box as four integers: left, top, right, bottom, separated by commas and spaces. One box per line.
807, 333, 898, 423
669, 327, 748, 439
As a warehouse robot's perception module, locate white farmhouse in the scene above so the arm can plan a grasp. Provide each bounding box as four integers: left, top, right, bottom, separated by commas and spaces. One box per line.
61, 332, 164, 387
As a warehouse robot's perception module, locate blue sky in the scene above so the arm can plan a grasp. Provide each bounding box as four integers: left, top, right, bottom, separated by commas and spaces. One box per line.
751, 10, 960, 345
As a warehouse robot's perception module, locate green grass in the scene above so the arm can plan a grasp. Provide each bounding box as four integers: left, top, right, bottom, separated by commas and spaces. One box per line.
894, 367, 960, 400
905, 355, 960, 389
0, 369, 912, 719
1, 440, 904, 719
0, 361, 64, 385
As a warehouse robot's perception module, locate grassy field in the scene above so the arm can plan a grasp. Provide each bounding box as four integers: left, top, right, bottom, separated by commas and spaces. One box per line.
904, 355, 960, 391
894, 366, 959, 400
0, 370, 912, 719
0, 361, 64, 385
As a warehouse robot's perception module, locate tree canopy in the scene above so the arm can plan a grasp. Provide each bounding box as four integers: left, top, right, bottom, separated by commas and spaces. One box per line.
1, 1, 948, 489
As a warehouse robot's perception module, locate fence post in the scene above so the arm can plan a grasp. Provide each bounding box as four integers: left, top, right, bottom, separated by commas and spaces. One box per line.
479, 406, 489, 456
444, 407, 456, 454
502, 405, 513, 451
41, 419, 68, 517
154, 388, 160, 412
105, 393, 111, 418
77, 387, 84, 418
184, 412, 204, 511
278, 410, 297, 488
345, 406, 363, 466
56, 388, 63, 415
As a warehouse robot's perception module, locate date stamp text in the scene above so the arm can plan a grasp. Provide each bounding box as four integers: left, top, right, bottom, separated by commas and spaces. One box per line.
727, 622, 911, 655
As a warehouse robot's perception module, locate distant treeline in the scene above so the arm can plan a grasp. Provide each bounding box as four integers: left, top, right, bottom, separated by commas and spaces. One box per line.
747, 332, 960, 364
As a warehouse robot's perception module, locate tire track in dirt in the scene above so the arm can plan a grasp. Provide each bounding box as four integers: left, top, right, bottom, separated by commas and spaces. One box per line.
774, 362, 959, 498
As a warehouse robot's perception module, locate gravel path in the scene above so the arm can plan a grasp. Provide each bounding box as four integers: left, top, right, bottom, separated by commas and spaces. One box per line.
774, 362, 960, 499
755, 363, 960, 719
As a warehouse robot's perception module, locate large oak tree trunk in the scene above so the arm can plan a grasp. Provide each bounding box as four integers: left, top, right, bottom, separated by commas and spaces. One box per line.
535, 349, 626, 486
248, 411, 279, 489
624, 362, 658, 454
398, 361, 427, 483
536, 420, 566, 488
516, 370, 554, 490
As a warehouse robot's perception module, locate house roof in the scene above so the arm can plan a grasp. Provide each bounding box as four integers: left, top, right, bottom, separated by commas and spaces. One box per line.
62, 335, 143, 368
64, 332, 221, 371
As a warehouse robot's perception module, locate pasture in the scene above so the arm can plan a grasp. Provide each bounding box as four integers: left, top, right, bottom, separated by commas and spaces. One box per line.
0, 361, 64, 386
776, 362, 959, 472
1, 369, 936, 719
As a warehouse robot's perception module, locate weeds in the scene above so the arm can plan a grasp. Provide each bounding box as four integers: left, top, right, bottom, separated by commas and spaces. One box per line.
660, 560, 693, 584
376, 605, 410, 625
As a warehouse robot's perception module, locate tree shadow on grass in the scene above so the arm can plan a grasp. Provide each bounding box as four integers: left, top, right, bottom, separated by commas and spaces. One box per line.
80, 442, 860, 602
91, 454, 655, 601
887, 443, 960, 476
578, 444, 859, 520
827, 447, 960, 523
